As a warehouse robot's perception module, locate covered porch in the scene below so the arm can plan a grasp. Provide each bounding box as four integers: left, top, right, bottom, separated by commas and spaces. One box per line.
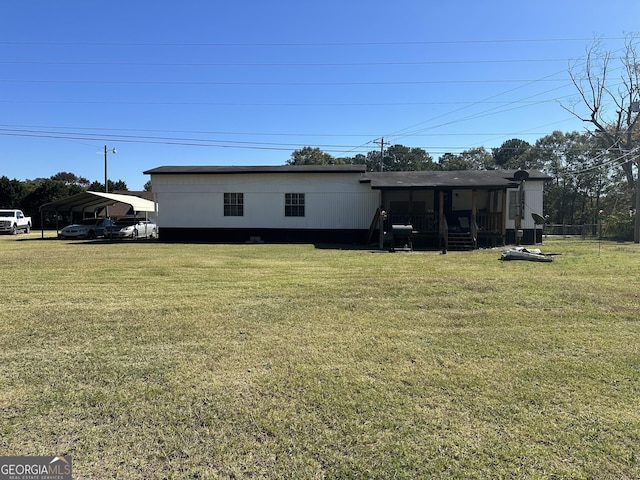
361, 170, 522, 251
381, 188, 507, 250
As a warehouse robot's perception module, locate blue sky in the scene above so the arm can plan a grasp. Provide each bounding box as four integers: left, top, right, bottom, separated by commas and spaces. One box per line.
1, 0, 639, 190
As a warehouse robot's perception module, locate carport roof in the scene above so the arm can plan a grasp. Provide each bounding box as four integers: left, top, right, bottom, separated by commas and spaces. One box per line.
40, 191, 155, 214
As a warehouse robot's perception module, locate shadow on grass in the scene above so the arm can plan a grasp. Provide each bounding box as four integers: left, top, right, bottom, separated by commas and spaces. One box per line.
16, 235, 159, 246
16, 234, 437, 253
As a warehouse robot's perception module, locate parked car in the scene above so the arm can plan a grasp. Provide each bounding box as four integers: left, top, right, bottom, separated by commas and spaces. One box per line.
59, 218, 113, 239
104, 218, 157, 239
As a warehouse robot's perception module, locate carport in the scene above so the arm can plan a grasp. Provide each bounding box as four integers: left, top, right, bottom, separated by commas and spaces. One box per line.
40, 191, 156, 238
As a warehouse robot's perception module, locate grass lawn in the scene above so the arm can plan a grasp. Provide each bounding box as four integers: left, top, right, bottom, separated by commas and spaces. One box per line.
1, 233, 639, 479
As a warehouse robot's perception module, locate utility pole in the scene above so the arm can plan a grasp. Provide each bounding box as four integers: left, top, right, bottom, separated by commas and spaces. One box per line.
104, 145, 117, 193
373, 137, 385, 172
628, 99, 640, 243
635, 156, 640, 243
104, 145, 108, 193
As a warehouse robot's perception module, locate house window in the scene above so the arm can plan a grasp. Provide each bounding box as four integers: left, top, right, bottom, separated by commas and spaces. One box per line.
285, 193, 305, 217
224, 193, 243, 216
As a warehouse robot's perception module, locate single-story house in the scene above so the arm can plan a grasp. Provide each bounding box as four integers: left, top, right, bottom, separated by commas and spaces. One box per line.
143, 165, 550, 249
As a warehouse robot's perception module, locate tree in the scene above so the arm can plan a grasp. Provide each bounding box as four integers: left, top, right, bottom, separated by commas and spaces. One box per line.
438, 152, 462, 170
534, 131, 608, 225
287, 144, 436, 171
111, 180, 128, 191
144, 180, 153, 192
0, 176, 27, 208
460, 147, 495, 170
287, 146, 337, 165
21, 179, 83, 228
366, 144, 437, 172
51, 171, 90, 187
564, 36, 639, 191
88, 181, 103, 192
439, 147, 494, 171
563, 35, 640, 241
492, 138, 532, 169
385, 145, 437, 171
88, 179, 128, 192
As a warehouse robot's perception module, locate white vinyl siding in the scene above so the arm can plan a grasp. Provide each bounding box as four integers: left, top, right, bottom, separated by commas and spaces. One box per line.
151, 172, 380, 230
506, 182, 544, 230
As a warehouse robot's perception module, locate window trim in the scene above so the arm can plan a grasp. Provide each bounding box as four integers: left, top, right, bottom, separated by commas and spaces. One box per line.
224, 192, 244, 217
284, 193, 305, 217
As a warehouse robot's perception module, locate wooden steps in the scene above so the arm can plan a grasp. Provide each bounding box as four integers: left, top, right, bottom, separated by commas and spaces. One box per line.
447, 231, 476, 251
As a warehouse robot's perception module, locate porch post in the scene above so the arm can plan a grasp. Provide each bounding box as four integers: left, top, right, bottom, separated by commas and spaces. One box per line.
439, 190, 446, 252
471, 189, 478, 248
501, 189, 507, 244
492, 190, 499, 230
408, 190, 413, 224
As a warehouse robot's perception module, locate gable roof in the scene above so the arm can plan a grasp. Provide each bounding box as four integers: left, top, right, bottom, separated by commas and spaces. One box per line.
361, 169, 551, 190
142, 165, 550, 190
144, 165, 367, 175
40, 191, 155, 214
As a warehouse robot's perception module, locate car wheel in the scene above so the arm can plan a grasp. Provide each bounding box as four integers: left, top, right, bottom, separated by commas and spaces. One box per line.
11, 224, 17, 235
25, 224, 31, 234
150, 228, 156, 239
88, 230, 96, 239
132, 229, 138, 240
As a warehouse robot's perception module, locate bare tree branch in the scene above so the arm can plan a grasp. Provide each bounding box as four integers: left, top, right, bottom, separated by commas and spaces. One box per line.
562, 36, 639, 191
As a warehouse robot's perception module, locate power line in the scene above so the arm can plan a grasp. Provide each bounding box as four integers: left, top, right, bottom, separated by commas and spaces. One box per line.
1, 124, 635, 165
0, 99, 570, 107
382, 42, 635, 145
0, 125, 575, 153
387, 72, 573, 141
0, 122, 568, 138
0, 37, 626, 47
0, 78, 570, 86
0, 58, 571, 67
0, 126, 377, 151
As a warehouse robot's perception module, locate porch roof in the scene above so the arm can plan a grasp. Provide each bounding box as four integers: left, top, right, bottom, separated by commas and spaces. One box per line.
360, 169, 550, 190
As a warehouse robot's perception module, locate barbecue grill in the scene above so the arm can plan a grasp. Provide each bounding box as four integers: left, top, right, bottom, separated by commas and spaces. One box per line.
389, 224, 413, 251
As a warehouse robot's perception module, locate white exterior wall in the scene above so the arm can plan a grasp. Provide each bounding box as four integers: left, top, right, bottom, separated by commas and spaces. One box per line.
151, 172, 380, 229
383, 190, 435, 213
505, 180, 545, 230
451, 190, 472, 211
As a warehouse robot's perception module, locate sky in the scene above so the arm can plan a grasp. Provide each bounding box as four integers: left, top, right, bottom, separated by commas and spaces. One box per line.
1, 0, 639, 190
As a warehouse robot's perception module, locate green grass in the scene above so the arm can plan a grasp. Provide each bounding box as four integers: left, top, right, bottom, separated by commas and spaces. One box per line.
1, 233, 639, 479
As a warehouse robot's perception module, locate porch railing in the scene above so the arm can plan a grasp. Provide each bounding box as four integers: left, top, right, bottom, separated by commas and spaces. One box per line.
388, 213, 438, 233
388, 212, 502, 234
476, 212, 502, 233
